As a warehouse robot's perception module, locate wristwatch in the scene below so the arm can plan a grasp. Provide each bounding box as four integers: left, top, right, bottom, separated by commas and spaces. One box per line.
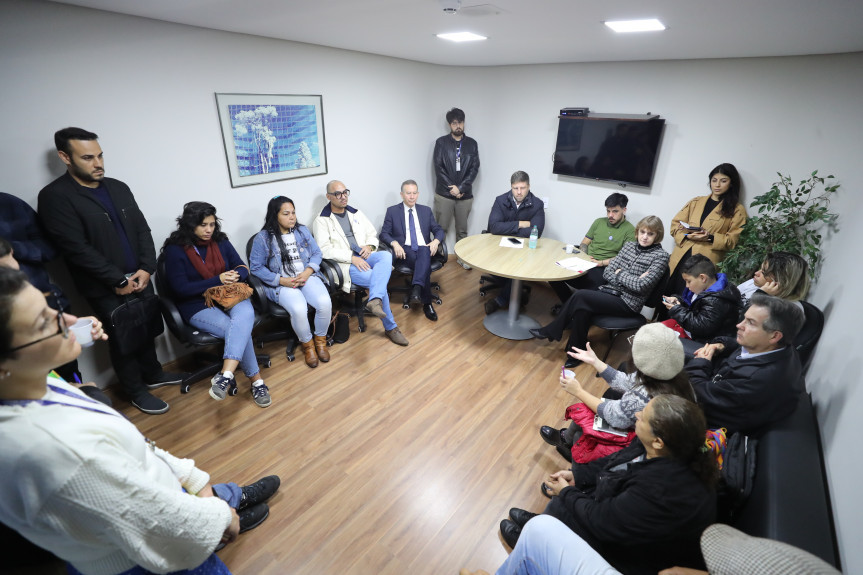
114, 277, 129, 289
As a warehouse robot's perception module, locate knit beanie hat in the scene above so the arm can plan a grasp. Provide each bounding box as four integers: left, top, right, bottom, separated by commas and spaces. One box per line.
631, 323, 684, 380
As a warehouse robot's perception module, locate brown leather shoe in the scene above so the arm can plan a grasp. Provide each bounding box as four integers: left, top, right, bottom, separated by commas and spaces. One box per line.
300, 339, 318, 368
313, 335, 330, 362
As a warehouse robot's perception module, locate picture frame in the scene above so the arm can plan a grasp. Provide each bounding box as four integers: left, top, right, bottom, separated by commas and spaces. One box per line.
215, 93, 327, 188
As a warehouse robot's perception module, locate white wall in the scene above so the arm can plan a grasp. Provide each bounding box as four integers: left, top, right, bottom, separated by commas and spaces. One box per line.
1, 0, 861, 570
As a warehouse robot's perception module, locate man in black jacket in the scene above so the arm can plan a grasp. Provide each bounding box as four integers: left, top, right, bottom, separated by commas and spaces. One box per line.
483, 170, 545, 315
432, 107, 480, 269
686, 293, 805, 435
37, 127, 184, 415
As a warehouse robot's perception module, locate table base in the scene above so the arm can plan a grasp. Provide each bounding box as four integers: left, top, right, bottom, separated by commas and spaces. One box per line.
483, 311, 540, 340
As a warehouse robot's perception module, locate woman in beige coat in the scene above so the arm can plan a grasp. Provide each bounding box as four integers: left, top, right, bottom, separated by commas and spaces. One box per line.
666, 163, 747, 296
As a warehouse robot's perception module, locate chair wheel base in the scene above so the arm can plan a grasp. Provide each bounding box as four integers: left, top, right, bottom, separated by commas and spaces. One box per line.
434, 297, 442, 305
181, 384, 191, 394
229, 386, 238, 396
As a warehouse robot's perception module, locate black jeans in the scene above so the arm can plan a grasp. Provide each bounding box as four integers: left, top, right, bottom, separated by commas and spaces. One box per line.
86, 283, 163, 399
549, 266, 607, 303
542, 288, 637, 352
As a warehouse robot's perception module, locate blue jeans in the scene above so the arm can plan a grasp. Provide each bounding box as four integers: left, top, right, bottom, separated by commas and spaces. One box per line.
190, 300, 259, 378
496, 515, 621, 575
274, 275, 332, 343
349, 251, 397, 330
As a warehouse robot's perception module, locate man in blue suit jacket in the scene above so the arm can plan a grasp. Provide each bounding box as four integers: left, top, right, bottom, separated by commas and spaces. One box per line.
381, 180, 446, 321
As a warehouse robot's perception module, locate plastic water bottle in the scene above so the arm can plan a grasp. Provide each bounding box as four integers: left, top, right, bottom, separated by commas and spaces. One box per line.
529, 225, 538, 249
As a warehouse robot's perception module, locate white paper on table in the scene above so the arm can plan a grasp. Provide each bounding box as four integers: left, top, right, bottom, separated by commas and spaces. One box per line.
555, 257, 598, 273
499, 237, 524, 248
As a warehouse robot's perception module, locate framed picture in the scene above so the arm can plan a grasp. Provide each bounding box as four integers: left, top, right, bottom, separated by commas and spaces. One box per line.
215, 93, 327, 187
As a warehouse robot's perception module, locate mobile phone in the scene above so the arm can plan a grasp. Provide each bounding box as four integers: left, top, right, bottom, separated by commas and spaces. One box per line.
508, 237, 521, 245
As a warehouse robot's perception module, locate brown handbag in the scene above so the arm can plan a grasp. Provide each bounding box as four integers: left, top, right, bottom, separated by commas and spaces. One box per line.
203, 265, 253, 310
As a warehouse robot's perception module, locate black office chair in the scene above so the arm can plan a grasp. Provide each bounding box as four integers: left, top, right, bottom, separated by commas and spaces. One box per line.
244, 235, 343, 360
590, 268, 669, 366
795, 300, 824, 373
317, 257, 370, 333
378, 241, 447, 308
154, 253, 270, 394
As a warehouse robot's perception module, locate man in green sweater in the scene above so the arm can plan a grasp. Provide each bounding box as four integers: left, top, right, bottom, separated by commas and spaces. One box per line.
550, 192, 635, 306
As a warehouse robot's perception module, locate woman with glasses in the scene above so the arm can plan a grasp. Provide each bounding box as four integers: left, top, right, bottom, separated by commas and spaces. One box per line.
0, 267, 279, 575
161, 202, 270, 407
249, 196, 332, 368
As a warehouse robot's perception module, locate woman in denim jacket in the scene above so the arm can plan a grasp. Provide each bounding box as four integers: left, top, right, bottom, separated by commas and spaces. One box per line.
250, 196, 332, 368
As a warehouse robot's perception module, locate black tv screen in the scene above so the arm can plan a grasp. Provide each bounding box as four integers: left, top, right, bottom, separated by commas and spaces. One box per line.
553, 115, 665, 187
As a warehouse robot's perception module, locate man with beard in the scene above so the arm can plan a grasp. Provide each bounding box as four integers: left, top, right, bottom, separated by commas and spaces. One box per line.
549, 193, 635, 306
37, 127, 185, 415
432, 107, 480, 269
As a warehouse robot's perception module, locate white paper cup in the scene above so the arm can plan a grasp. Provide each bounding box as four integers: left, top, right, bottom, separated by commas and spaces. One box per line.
70, 318, 94, 348
565, 244, 574, 254
563, 369, 575, 379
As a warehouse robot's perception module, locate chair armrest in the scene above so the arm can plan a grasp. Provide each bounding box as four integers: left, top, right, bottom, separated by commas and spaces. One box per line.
245, 273, 270, 313
320, 259, 343, 294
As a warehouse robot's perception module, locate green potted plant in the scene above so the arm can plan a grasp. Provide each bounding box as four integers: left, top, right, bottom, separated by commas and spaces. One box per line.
719, 171, 840, 284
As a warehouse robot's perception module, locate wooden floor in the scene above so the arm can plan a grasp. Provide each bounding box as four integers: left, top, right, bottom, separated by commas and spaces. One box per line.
108, 259, 627, 575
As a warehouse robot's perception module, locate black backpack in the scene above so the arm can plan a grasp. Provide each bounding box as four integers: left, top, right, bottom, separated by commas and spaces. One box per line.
717, 432, 758, 521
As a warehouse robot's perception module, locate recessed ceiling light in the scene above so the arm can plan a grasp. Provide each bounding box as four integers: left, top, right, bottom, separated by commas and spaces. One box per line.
436, 32, 487, 42
604, 19, 666, 33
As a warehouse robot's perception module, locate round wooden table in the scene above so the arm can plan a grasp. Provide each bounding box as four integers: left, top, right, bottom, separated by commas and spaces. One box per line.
454, 234, 593, 339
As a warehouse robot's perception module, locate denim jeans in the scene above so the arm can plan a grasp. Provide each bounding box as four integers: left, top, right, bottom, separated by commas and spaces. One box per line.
496, 515, 621, 575
349, 250, 397, 330
275, 275, 332, 342
211, 482, 242, 508
190, 299, 259, 378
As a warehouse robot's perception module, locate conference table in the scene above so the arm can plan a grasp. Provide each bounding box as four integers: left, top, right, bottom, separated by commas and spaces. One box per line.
454, 234, 593, 340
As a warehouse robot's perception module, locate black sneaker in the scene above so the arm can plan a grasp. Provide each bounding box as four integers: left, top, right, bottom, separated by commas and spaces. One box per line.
239, 502, 269, 533
145, 371, 189, 389
239, 475, 280, 511
130, 391, 169, 415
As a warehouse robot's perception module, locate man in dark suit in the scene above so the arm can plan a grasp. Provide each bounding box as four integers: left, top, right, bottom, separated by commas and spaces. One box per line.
37, 127, 185, 415
380, 180, 445, 321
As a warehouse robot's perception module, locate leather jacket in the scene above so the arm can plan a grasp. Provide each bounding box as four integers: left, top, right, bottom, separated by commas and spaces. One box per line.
433, 134, 480, 199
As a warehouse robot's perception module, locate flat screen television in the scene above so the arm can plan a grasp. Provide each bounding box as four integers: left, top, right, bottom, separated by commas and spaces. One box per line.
553, 114, 665, 188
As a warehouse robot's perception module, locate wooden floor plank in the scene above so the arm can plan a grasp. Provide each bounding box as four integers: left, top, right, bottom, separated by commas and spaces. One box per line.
109, 259, 625, 575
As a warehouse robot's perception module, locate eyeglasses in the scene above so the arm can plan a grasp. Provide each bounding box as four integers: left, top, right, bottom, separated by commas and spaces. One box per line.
9, 293, 68, 353
328, 189, 350, 199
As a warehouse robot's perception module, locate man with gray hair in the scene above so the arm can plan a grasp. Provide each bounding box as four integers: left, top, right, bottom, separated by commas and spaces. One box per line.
380, 180, 445, 321
686, 293, 805, 435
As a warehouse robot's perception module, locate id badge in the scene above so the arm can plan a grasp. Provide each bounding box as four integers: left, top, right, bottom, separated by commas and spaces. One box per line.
456, 157, 461, 172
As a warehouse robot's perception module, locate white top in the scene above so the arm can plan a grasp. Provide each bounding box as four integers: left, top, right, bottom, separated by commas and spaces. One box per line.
0, 376, 232, 575
401, 203, 426, 248
280, 231, 305, 276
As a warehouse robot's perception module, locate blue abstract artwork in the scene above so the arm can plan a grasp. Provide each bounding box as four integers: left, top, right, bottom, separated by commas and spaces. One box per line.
228, 104, 320, 177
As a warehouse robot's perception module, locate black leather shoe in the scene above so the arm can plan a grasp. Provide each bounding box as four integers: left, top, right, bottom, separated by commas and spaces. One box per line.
508, 507, 537, 528
499, 519, 522, 548
539, 425, 565, 447
410, 284, 422, 303
540, 482, 554, 499
423, 303, 438, 321
556, 443, 573, 462
564, 357, 581, 369
550, 303, 562, 316
528, 327, 551, 341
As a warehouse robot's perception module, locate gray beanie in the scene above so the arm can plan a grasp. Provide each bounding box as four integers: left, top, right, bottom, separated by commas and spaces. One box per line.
631, 323, 684, 380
